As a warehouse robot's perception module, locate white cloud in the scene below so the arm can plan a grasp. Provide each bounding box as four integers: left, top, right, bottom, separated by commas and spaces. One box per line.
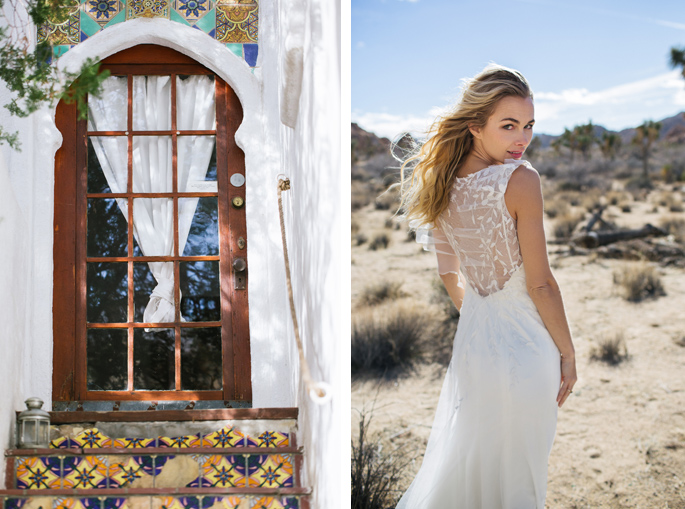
355, 41, 366, 49
354, 71, 685, 138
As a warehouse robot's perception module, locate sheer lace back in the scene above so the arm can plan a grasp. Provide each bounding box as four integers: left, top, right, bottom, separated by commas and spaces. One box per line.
418, 159, 531, 297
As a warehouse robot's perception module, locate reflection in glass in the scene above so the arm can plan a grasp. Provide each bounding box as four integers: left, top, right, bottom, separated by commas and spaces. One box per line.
133, 76, 171, 130
133, 263, 162, 322
178, 136, 217, 191
133, 328, 174, 390
132, 136, 172, 193
88, 76, 127, 131
87, 262, 128, 323
180, 261, 220, 322
181, 197, 218, 256
88, 199, 128, 257
181, 327, 222, 390
87, 329, 127, 391
88, 137, 128, 193
176, 75, 216, 131
132, 198, 174, 256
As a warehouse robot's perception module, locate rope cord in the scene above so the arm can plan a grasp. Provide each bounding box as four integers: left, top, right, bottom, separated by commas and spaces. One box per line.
277, 177, 331, 404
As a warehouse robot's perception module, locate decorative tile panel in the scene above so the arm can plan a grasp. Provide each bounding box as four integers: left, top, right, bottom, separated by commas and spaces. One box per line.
62, 456, 108, 489
37, 3, 81, 45
84, 0, 122, 26
245, 431, 288, 448
173, 0, 213, 24
199, 455, 246, 488
16, 457, 62, 489
158, 433, 205, 448
73, 428, 112, 448
250, 498, 298, 509
215, 2, 257, 43
202, 497, 244, 509
246, 455, 292, 488
204, 426, 244, 447
111, 437, 156, 448
125, 0, 171, 19
54, 498, 103, 509
152, 497, 201, 509
108, 456, 156, 487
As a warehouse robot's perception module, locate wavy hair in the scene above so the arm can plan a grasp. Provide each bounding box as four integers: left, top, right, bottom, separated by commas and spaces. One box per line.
399, 64, 532, 226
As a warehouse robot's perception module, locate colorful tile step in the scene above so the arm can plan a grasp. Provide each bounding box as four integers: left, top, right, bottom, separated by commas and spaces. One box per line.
48, 427, 290, 450
0, 492, 309, 509
9, 452, 298, 490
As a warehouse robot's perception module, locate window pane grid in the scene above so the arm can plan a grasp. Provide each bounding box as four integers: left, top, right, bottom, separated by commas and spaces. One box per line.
85, 72, 221, 394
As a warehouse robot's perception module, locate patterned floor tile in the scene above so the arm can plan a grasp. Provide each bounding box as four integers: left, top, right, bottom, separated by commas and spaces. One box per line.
53, 497, 103, 509
16, 456, 62, 489
108, 456, 156, 487
62, 456, 108, 489
202, 497, 245, 509
152, 497, 201, 509
203, 426, 244, 447
72, 428, 112, 448
247, 455, 293, 488
245, 431, 288, 448
250, 498, 298, 509
200, 455, 246, 488
158, 433, 206, 448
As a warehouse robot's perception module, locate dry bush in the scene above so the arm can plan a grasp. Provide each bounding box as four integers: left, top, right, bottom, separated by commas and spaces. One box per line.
590, 332, 630, 365
544, 198, 569, 219
359, 281, 404, 307
369, 233, 390, 251
355, 233, 368, 246
351, 302, 431, 376
581, 189, 603, 212
352, 180, 375, 211
613, 264, 666, 302
554, 212, 584, 239
660, 217, 685, 244
658, 192, 684, 213
673, 337, 685, 348
619, 202, 632, 213
375, 188, 400, 211
606, 190, 629, 206
351, 410, 409, 509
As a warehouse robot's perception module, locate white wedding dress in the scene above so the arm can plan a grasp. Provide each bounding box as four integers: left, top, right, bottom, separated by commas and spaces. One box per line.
397, 160, 561, 509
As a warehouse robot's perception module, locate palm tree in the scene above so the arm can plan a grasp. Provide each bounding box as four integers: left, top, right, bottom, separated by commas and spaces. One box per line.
599, 132, 622, 161
670, 46, 685, 79
631, 120, 661, 178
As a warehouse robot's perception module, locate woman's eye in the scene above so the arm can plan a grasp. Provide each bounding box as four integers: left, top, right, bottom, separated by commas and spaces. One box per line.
525, 124, 534, 129
502, 124, 513, 130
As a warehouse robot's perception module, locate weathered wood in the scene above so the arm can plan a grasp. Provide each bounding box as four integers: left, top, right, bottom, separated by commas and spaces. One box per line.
48, 407, 297, 423
572, 224, 668, 249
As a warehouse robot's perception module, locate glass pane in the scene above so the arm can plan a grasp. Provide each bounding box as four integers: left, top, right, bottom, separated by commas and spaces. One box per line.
133, 263, 166, 323
87, 262, 128, 323
88, 75, 127, 131
132, 198, 174, 256
134, 328, 174, 390
88, 198, 128, 257
87, 329, 127, 391
133, 76, 171, 130
176, 75, 215, 130
180, 261, 220, 322
181, 328, 222, 390
181, 197, 218, 256
132, 136, 172, 193
178, 136, 217, 192
88, 136, 128, 193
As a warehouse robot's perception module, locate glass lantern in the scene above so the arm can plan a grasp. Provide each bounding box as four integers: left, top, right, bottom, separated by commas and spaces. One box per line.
17, 397, 50, 448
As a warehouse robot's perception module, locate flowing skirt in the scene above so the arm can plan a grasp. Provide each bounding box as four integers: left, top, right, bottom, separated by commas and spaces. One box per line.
396, 267, 561, 509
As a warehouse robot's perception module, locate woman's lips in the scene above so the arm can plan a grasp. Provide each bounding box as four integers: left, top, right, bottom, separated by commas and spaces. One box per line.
508, 151, 523, 158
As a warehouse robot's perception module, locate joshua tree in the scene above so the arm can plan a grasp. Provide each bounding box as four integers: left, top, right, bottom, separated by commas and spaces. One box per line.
670, 46, 685, 80
525, 136, 542, 159
572, 121, 596, 161
631, 120, 661, 178
599, 132, 622, 161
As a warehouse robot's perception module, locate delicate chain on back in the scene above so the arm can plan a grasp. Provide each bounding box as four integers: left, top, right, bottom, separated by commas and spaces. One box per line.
437, 160, 529, 296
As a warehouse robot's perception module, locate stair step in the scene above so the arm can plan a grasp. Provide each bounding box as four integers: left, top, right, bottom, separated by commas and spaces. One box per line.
0, 490, 310, 509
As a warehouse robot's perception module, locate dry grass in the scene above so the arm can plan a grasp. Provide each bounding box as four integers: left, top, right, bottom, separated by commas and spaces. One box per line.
613, 263, 666, 302
657, 192, 684, 212
659, 217, 685, 244
554, 212, 584, 239
355, 233, 368, 246
544, 198, 570, 219
369, 233, 390, 251
375, 188, 400, 211
590, 332, 630, 365
351, 302, 432, 377
359, 281, 404, 307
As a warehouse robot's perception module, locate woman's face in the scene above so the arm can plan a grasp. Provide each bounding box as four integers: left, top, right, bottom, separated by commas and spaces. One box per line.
470, 95, 535, 164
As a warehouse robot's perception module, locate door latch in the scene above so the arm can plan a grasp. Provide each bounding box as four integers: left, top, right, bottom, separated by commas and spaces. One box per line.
233, 257, 246, 290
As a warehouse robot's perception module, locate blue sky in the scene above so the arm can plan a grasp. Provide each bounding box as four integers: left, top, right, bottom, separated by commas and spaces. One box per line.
352, 0, 685, 138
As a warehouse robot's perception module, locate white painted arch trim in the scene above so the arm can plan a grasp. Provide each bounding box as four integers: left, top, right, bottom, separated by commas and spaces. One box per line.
32, 19, 291, 407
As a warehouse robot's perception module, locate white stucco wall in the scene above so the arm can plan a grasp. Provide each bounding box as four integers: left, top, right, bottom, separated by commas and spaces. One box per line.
261, 0, 347, 507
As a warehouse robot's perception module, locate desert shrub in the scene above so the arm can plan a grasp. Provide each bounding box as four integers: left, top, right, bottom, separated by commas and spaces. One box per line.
613, 264, 666, 302
581, 190, 603, 212
351, 303, 430, 376
544, 198, 569, 219
405, 229, 416, 242
355, 233, 368, 246
657, 192, 684, 212
620, 202, 632, 213
359, 281, 404, 306
352, 180, 375, 211
375, 188, 399, 211
554, 212, 584, 239
369, 233, 390, 251
590, 332, 630, 365
674, 337, 685, 348
557, 181, 582, 192
660, 217, 685, 244
625, 174, 653, 190
351, 410, 408, 509
606, 191, 628, 206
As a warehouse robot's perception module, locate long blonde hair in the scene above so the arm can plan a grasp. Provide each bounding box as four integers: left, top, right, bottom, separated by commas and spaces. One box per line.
400, 64, 533, 226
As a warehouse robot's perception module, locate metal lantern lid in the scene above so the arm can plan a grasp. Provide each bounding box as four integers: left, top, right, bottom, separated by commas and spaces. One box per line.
19, 398, 50, 422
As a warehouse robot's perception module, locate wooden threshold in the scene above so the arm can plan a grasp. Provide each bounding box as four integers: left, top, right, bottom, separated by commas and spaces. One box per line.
47, 407, 298, 424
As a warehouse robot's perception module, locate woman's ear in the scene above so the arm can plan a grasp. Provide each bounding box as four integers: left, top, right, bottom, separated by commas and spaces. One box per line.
468, 124, 482, 139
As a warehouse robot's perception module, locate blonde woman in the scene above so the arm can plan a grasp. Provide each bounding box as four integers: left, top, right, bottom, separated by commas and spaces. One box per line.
395, 65, 577, 508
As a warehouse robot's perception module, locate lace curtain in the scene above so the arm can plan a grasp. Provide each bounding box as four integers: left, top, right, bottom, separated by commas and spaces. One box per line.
88, 75, 216, 323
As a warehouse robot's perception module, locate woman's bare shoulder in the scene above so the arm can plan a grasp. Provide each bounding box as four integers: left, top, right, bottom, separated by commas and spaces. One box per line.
505, 163, 543, 218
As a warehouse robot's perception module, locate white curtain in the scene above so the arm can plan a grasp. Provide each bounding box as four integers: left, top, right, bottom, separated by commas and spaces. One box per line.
88, 75, 216, 324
